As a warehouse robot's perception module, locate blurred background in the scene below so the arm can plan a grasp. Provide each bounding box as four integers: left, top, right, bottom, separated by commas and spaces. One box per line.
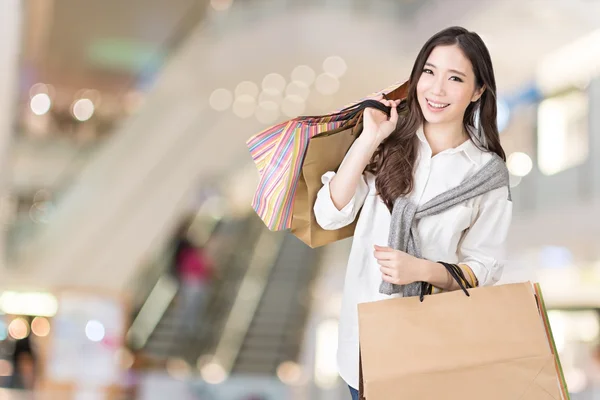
0, 0, 599, 398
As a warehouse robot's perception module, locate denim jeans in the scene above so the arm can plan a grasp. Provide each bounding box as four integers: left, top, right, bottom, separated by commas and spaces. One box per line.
349, 385, 360, 400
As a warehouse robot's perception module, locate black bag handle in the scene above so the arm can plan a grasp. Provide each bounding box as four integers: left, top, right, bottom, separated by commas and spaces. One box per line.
419, 262, 473, 302
297, 98, 406, 123
336, 99, 405, 122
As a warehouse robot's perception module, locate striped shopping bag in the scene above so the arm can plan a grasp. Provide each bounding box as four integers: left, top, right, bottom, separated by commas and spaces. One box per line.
247, 81, 408, 235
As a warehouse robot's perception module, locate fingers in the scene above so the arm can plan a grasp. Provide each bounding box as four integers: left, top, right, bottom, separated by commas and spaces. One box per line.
378, 261, 395, 270
376, 99, 401, 122
380, 265, 403, 285
374, 245, 393, 255
381, 273, 396, 284
374, 251, 394, 261
380, 264, 394, 275
374, 245, 391, 251
364, 97, 401, 125
377, 98, 401, 106
389, 102, 399, 123
374, 246, 394, 261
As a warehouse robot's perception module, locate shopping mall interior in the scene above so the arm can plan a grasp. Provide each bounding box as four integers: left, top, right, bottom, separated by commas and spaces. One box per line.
0, 0, 599, 398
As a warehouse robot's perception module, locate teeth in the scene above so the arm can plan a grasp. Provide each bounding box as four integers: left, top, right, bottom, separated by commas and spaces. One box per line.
428, 100, 449, 109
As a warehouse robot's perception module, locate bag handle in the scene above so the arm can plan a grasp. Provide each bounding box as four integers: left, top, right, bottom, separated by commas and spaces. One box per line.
302, 98, 406, 133
338, 98, 405, 121
419, 262, 473, 302
296, 80, 409, 123
310, 98, 408, 139
339, 78, 409, 125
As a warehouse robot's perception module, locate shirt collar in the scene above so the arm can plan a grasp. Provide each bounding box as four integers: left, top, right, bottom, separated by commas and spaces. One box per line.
416, 125, 428, 144
416, 125, 482, 165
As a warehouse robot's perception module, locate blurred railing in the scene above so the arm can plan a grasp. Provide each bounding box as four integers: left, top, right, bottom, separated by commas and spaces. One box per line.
206, 225, 285, 373
230, 233, 321, 375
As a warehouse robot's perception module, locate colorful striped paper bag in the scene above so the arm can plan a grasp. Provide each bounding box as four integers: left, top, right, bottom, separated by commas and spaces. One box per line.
247, 81, 407, 231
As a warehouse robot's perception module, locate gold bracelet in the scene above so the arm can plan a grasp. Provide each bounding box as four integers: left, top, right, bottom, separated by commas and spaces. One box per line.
460, 265, 478, 287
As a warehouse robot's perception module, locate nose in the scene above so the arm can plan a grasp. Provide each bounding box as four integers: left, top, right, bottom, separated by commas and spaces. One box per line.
431, 75, 446, 97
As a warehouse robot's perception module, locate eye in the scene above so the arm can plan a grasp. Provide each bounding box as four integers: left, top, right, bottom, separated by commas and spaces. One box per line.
422, 68, 433, 75
449, 76, 464, 82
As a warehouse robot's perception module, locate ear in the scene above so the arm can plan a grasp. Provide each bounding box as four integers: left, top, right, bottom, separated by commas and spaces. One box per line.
471, 85, 486, 102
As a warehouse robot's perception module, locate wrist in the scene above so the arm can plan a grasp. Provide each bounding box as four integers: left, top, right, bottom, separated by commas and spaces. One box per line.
416, 259, 436, 283
357, 130, 383, 150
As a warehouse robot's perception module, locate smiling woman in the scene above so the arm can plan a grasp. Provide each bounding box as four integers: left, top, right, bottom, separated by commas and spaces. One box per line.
364, 26, 505, 211
417, 45, 486, 154
313, 26, 513, 395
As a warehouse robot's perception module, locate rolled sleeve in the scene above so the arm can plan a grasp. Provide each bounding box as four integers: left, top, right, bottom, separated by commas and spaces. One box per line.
459, 187, 513, 286
313, 171, 369, 230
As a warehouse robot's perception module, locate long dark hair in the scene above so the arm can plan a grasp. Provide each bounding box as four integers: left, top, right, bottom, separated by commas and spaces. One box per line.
366, 26, 506, 211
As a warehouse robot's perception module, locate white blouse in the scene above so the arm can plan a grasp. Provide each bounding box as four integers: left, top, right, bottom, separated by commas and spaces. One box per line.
313, 126, 513, 390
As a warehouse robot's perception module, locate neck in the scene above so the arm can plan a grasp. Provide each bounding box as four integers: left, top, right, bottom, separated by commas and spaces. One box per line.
423, 121, 469, 156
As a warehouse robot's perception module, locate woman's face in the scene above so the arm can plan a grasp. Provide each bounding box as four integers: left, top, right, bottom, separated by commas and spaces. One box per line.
416, 44, 484, 126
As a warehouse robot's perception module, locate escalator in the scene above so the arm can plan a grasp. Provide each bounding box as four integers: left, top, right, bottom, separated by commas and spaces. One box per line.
183, 227, 321, 376
231, 234, 320, 374
182, 215, 271, 365
138, 215, 262, 361
127, 211, 321, 380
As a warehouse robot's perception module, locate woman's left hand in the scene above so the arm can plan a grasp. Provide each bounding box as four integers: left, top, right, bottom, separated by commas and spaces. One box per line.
374, 245, 425, 285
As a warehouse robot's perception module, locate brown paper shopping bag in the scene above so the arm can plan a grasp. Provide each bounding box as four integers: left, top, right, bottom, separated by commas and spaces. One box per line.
357, 282, 569, 400
290, 83, 408, 248
290, 118, 362, 248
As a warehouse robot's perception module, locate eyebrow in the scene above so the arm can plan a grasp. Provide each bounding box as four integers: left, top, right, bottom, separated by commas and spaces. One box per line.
424, 62, 467, 78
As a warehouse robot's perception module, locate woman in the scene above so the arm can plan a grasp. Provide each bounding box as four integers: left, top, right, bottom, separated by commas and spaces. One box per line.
313, 26, 513, 399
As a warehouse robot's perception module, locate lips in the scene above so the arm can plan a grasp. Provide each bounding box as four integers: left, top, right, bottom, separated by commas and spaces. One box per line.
427, 99, 450, 109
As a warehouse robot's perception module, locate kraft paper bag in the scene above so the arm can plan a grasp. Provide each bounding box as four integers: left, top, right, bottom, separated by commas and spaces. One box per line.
290, 121, 361, 248
357, 282, 569, 400
290, 83, 408, 248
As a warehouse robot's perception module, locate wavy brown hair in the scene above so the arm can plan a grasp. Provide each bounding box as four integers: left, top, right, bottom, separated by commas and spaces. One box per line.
365, 26, 506, 211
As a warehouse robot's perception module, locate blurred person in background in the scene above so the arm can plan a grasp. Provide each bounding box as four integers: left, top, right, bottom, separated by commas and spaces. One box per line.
314, 26, 512, 400
9, 331, 37, 390
173, 220, 214, 334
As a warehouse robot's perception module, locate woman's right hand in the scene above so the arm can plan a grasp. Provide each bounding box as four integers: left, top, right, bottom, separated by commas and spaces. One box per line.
362, 94, 401, 143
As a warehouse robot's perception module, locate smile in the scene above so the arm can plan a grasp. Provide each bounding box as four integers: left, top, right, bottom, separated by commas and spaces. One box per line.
427, 99, 450, 109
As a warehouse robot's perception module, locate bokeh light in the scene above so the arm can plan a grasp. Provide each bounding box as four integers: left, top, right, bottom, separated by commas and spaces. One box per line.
31, 317, 51, 337
8, 318, 29, 340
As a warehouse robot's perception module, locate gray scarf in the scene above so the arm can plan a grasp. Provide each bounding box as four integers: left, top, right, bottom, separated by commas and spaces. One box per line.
379, 154, 511, 296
